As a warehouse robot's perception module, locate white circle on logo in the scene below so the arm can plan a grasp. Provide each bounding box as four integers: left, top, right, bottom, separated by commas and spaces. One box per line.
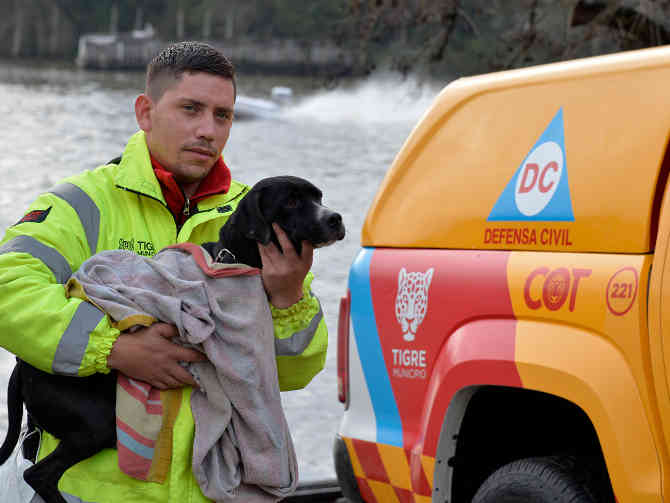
514, 141, 563, 216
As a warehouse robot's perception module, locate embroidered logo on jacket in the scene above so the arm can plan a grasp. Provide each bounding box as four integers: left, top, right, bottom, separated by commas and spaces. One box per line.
14, 207, 52, 226
118, 237, 156, 256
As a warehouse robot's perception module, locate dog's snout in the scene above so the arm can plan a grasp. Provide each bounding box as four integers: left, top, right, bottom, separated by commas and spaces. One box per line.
328, 212, 343, 229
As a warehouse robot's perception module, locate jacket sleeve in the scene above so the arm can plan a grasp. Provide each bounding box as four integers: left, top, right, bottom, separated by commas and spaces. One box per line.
0, 184, 119, 376
271, 272, 328, 391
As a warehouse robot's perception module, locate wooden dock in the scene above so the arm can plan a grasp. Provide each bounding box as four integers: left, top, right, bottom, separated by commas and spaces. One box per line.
76, 27, 164, 70
76, 31, 353, 75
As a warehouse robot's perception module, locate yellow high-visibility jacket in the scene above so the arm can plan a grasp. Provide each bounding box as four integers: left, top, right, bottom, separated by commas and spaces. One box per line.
0, 131, 328, 502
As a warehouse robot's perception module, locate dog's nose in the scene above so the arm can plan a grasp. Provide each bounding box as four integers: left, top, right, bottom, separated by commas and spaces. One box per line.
327, 212, 343, 229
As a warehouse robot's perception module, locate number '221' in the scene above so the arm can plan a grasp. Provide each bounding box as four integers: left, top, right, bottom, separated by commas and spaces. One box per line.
611, 283, 634, 298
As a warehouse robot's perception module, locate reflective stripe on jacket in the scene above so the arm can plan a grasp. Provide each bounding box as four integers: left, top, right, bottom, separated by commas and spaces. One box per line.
0, 131, 328, 502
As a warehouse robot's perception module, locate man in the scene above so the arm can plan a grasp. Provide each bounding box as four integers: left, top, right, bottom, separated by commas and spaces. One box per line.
0, 41, 327, 502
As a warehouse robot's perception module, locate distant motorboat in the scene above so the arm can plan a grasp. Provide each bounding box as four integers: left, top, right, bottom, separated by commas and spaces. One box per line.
234, 86, 293, 120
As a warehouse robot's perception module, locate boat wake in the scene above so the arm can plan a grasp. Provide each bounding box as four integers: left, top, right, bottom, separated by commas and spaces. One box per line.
285, 73, 446, 125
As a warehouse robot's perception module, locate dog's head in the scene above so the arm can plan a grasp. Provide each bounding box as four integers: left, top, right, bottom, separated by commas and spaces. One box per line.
228, 176, 345, 254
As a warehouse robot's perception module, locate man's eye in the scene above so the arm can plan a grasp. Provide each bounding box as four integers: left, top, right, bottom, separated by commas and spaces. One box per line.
217, 110, 234, 121
183, 104, 196, 112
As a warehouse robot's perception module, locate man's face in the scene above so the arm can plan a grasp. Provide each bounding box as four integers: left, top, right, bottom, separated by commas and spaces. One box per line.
138, 71, 235, 190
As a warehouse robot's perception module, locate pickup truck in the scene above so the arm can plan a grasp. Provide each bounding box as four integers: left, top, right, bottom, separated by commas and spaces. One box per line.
334, 45, 670, 502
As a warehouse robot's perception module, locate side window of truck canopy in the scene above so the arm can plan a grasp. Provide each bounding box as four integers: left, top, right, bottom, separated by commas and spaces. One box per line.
362, 46, 670, 254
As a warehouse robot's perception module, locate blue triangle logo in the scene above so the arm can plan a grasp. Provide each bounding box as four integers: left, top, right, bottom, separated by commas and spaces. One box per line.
488, 108, 574, 222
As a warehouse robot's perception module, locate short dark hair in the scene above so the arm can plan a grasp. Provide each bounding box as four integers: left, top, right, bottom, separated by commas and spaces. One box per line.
146, 41, 236, 100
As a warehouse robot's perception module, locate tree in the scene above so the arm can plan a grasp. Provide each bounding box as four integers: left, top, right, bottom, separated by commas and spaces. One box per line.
11, 0, 24, 58
1, 0, 670, 77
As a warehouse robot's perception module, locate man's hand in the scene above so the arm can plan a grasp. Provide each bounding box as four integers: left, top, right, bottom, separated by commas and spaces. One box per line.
107, 322, 206, 389
258, 223, 313, 308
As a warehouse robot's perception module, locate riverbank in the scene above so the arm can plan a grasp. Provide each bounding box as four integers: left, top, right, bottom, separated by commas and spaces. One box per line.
76, 32, 356, 77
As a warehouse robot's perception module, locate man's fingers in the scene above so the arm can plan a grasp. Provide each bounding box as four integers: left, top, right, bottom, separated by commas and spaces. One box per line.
152, 322, 178, 338
151, 363, 199, 390
111, 324, 206, 390
272, 223, 297, 257
169, 365, 199, 387
175, 346, 207, 363
152, 361, 200, 389
257, 239, 277, 265
148, 323, 205, 361
155, 378, 179, 390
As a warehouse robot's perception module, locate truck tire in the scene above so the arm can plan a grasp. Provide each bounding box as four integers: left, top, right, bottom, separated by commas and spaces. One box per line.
471, 456, 599, 503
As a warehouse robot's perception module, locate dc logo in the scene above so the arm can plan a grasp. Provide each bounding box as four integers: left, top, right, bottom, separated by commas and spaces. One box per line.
488, 108, 574, 222
515, 141, 563, 216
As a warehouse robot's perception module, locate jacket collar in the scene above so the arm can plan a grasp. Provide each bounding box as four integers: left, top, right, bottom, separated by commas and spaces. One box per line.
114, 131, 166, 204
152, 155, 232, 226
114, 131, 242, 205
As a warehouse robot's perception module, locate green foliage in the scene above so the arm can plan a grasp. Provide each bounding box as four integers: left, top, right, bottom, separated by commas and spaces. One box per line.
3, 0, 670, 78
2, 0, 348, 56
267, 0, 348, 39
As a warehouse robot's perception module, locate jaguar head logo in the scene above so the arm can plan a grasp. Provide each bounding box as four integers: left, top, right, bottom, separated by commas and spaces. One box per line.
395, 267, 434, 342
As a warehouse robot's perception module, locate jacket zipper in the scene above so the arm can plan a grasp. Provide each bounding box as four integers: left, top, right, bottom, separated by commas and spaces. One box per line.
183, 196, 191, 219
116, 185, 180, 239
117, 184, 250, 240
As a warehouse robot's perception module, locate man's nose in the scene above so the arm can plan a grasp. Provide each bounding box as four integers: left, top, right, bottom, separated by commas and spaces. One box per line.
195, 113, 216, 140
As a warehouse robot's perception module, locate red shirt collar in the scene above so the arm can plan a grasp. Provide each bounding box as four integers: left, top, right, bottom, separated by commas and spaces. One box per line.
151, 155, 232, 226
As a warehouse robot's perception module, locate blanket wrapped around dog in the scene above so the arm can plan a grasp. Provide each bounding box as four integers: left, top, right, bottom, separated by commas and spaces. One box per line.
65, 242, 298, 502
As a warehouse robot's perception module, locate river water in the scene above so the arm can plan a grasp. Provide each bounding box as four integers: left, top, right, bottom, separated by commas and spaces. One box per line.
0, 60, 444, 481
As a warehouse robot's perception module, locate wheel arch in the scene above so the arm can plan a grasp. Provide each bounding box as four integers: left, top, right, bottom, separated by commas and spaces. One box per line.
435, 385, 615, 503
423, 319, 660, 503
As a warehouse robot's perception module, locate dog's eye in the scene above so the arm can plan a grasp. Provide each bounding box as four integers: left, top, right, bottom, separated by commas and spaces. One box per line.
285, 198, 300, 209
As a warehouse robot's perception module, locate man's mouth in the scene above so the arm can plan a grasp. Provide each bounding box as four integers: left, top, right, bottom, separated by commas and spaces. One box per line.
184, 147, 215, 158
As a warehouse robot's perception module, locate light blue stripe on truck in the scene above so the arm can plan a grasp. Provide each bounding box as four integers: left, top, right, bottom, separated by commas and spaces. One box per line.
349, 247, 403, 447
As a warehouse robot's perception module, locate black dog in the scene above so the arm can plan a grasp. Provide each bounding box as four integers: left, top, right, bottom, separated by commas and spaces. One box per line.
0, 175, 345, 503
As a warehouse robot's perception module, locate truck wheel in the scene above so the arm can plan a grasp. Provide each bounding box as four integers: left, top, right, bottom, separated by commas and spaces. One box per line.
471, 456, 599, 503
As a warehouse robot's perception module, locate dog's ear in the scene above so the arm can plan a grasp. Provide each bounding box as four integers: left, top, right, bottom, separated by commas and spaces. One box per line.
232, 189, 273, 244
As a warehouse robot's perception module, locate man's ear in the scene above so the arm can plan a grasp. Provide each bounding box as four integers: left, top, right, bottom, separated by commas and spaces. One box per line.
135, 94, 153, 132
232, 190, 272, 244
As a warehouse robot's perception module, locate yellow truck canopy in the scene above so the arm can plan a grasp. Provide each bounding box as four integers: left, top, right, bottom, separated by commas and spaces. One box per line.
362, 46, 670, 253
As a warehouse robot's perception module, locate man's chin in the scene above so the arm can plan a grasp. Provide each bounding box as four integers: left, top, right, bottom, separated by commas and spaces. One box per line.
174, 161, 216, 181
178, 171, 209, 183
